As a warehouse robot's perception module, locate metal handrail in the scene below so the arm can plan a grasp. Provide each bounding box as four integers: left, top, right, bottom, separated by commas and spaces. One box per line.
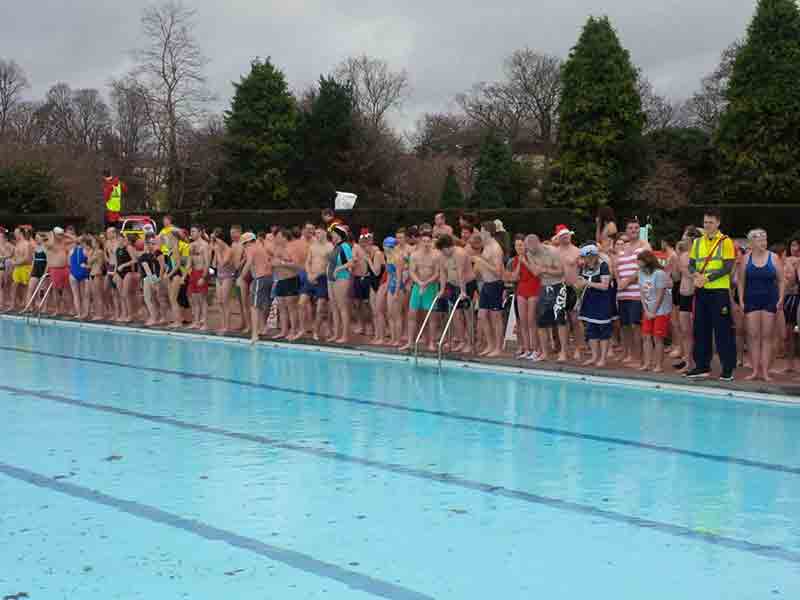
23, 274, 50, 323
437, 296, 466, 368
35, 280, 54, 325
413, 296, 441, 363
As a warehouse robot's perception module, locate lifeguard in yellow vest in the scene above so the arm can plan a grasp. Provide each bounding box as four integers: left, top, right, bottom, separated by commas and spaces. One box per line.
103, 169, 127, 226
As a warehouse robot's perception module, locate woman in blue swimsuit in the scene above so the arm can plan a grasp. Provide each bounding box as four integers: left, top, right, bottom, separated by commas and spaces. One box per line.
737, 228, 785, 382
69, 236, 91, 319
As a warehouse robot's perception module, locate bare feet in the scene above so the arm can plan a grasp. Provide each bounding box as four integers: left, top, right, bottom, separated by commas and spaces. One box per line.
486, 349, 502, 358
596, 360, 607, 368
639, 364, 649, 372
652, 367, 663, 374
557, 353, 568, 363
399, 344, 412, 352
744, 372, 759, 381
582, 358, 596, 367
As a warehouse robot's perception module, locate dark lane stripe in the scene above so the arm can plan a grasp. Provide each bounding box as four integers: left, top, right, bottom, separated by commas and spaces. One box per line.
2, 345, 798, 476
0, 462, 433, 600
3, 384, 799, 565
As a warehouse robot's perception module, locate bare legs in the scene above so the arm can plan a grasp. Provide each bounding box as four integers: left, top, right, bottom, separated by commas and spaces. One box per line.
333, 279, 351, 343
745, 310, 775, 381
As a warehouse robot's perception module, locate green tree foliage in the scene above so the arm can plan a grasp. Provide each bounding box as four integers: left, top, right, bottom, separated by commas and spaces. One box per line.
716, 0, 800, 203
218, 58, 298, 208
0, 163, 61, 213
440, 165, 464, 208
553, 16, 646, 212
293, 76, 356, 206
471, 133, 513, 209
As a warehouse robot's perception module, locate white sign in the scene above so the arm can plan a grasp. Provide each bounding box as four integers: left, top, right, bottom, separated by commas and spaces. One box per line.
334, 191, 357, 210
503, 294, 517, 349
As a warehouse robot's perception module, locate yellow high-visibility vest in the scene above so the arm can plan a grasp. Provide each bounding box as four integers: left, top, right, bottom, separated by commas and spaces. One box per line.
106, 182, 122, 212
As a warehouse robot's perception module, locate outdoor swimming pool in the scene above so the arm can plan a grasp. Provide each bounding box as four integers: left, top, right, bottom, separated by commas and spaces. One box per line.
0, 316, 798, 599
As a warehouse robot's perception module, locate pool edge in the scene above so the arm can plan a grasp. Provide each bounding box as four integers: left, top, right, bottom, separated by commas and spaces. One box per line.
3, 314, 799, 406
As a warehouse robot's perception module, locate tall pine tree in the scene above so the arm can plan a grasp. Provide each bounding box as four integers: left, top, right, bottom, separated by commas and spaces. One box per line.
471, 133, 513, 209
554, 16, 645, 212
716, 0, 800, 204
218, 58, 297, 208
440, 165, 464, 208
293, 76, 356, 206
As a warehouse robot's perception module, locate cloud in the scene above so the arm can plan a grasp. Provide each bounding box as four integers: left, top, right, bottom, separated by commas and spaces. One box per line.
3, 0, 754, 132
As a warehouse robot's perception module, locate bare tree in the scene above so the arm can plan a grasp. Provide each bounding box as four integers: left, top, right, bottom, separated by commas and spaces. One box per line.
72, 88, 111, 151
0, 59, 29, 138
456, 48, 561, 157
335, 55, 409, 130
504, 49, 561, 148
44, 82, 78, 145
109, 76, 153, 171
132, 0, 212, 208
684, 41, 741, 132
456, 82, 525, 141
637, 75, 685, 133
7, 100, 49, 145
41, 83, 110, 151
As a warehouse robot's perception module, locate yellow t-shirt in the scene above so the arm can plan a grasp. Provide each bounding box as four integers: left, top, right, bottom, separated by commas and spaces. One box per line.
690, 231, 735, 290
159, 226, 174, 255
177, 240, 191, 274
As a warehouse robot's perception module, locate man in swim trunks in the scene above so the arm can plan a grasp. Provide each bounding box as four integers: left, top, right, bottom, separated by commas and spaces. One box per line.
351, 232, 373, 337
288, 226, 312, 335
44, 227, 74, 316
0, 229, 15, 311
300, 225, 333, 341
554, 224, 584, 360
433, 212, 454, 240
230, 225, 251, 333
526, 234, 568, 362
10, 228, 33, 310
241, 231, 273, 343
401, 227, 442, 352
188, 226, 210, 330
472, 221, 506, 358
436, 234, 478, 353
272, 228, 303, 340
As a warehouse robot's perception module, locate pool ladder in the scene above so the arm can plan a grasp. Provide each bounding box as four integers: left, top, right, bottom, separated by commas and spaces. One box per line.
24, 273, 53, 325
436, 296, 475, 369
413, 294, 477, 368
413, 299, 440, 364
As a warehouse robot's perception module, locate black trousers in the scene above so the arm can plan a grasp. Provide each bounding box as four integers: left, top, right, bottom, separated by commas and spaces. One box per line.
692, 288, 736, 373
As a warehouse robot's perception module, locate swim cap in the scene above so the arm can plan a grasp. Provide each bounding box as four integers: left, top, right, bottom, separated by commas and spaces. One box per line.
383, 236, 397, 249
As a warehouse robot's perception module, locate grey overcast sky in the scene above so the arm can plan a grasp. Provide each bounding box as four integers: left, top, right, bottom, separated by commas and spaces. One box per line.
3, 0, 755, 131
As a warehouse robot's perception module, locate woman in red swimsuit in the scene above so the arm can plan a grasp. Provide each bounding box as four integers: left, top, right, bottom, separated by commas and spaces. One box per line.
510, 234, 542, 360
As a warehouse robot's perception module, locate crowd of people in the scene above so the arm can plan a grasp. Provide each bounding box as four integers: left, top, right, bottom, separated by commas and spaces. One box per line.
2, 207, 798, 384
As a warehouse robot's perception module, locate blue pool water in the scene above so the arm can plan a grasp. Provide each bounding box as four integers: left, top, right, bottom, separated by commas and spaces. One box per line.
0, 317, 798, 599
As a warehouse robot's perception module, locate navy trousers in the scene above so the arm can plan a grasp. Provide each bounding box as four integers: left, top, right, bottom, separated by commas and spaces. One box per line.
692, 288, 737, 373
